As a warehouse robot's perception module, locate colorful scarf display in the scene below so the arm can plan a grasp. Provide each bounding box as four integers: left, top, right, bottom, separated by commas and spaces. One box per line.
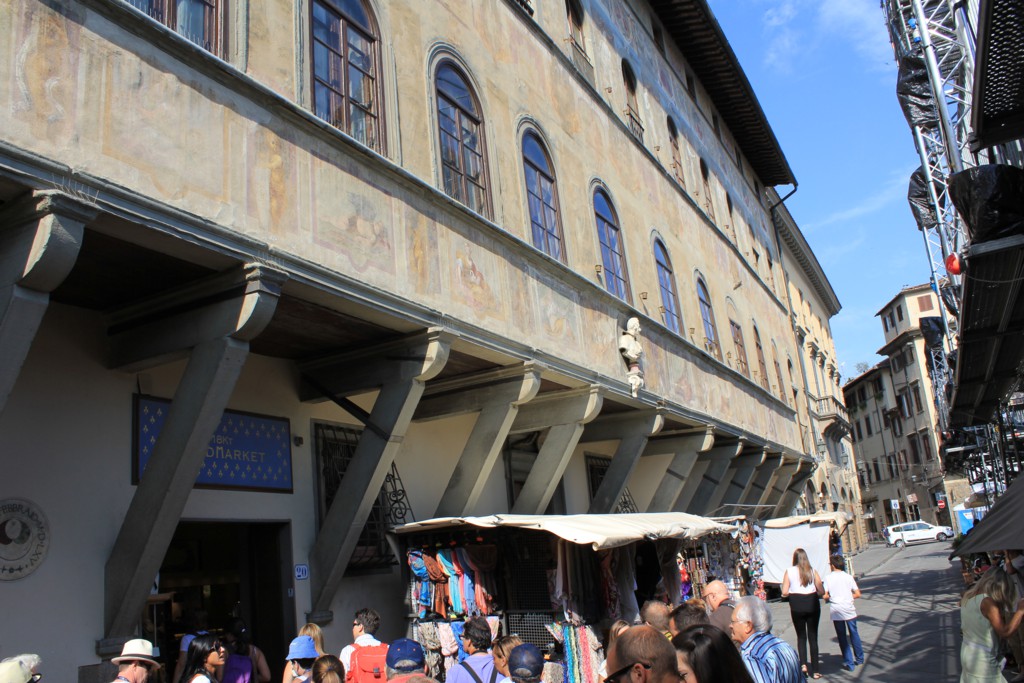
560, 623, 602, 683
407, 546, 499, 618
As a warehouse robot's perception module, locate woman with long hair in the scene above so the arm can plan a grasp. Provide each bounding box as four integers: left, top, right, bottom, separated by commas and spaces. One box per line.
781, 548, 824, 679
179, 635, 227, 683
282, 624, 327, 683
960, 566, 1024, 683
671, 624, 755, 683
222, 618, 272, 683
491, 635, 522, 683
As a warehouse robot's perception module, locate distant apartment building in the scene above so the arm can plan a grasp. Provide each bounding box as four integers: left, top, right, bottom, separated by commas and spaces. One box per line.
844, 285, 969, 535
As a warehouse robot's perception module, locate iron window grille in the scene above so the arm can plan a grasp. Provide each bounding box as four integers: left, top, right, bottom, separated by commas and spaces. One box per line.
585, 454, 638, 513
313, 422, 413, 572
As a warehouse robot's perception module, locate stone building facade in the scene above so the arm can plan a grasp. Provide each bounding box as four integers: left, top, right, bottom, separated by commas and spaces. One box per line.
770, 193, 864, 551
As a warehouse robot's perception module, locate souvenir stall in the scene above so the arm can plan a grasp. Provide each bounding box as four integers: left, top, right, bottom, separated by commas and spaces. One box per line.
760, 511, 853, 584
677, 517, 766, 602
392, 513, 735, 683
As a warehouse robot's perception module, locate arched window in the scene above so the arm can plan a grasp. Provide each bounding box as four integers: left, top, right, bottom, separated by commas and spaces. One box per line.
667, 117, 685, 187
773, 345, 786, 403
622, 60, 643, 142
699, 159, 716, 221
654, 240, 681, 333
753, 325, 769, 390
788, 359, 799, 406
436, 62, 489, 217
523, 132, 564, 261
729, 319, 749, 376
696, 279, 720, 360
312, 0, 382, 151
130, 0, 224, 55
594, 190, 630, 302
566, 0, 586, 52
725, 193, 737, 241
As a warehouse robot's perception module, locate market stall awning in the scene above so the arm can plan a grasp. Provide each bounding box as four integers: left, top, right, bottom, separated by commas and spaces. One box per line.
951, 474, 1024, 557
764, 510, 853, 534
392, 513, 736, 550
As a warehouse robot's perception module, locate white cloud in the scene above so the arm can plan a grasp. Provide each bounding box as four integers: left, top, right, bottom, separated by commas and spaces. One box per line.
815, 227, 866, 264
744, 0, 894, 74
804, 166, 915, 232
763, 0, 798, 27
817, 0, 895, 72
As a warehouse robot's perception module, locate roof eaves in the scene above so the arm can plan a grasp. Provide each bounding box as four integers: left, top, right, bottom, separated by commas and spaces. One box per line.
769, 191, 841, 316
650, 0, 795, 186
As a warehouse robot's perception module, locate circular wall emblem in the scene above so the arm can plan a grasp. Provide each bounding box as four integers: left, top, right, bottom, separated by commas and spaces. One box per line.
0, 499, 49, 580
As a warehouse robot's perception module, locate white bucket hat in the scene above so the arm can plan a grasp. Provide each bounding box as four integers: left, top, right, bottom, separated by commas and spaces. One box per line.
111, 639, 161, 669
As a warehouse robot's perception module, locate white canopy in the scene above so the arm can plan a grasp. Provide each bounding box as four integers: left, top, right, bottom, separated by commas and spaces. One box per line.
391, 512, 736, 550
952, 474, 1024, 557
764, 510, 853, 533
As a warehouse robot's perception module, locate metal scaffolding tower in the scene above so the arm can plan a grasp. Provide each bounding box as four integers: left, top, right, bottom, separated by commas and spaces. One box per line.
883, 0, 979, 431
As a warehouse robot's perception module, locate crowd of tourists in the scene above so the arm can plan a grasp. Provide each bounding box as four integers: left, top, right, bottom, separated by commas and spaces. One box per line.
0, 549, 870, 683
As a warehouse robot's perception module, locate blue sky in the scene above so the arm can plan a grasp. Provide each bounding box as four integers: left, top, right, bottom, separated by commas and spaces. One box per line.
706, 0, 934, 378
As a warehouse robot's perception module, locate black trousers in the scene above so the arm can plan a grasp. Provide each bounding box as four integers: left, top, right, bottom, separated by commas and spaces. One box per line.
789, 593, 821, 674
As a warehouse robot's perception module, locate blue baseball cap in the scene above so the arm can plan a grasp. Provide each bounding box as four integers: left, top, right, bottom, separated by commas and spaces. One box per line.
508, 644, 544, 680
386, 638, 425, 670
286, 636, 319, 660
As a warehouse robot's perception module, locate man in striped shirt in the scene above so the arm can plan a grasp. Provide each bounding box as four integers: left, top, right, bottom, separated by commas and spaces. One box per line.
729, 596, 803, 683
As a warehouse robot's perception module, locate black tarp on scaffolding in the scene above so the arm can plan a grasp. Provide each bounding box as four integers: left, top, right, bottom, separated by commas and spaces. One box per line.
897, 55, 940, 129
908, 166, 940, 231
947, 165, 1024, 427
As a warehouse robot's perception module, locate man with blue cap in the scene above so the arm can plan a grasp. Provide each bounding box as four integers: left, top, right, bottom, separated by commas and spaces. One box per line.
507, 644, 544, 683
286, 636, 320, 683
385, 639, 426, 683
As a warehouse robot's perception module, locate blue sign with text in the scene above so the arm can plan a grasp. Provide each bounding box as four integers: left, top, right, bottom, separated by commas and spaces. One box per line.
134, 396, 293, 492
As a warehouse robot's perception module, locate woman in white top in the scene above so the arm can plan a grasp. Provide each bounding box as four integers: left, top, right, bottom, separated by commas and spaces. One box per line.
781, 548, 824, 679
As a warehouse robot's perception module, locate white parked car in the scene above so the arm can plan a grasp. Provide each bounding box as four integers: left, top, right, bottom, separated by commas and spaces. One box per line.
884, 521, 955, 547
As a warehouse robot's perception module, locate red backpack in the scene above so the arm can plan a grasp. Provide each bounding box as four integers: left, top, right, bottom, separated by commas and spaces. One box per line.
346, 643, 389, 683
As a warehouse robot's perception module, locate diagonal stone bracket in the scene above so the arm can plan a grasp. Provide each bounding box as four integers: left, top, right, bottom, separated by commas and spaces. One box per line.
107, 263, 287, 370
585, 410, 665, 513
100, 264, 285, 650
431, 363, 544, 517
509, 386, 603, 514
0, 191, 96, 415
740, 453, 784, 509
676, 438, 744, 514
758, 460, 802, 510
306, 329, 453, 622
775, 459, 816, 516
645, 427, 715, 512
706, 446, 769, 515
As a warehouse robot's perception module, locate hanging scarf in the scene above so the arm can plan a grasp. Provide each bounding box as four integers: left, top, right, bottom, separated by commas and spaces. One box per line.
436, 622, 459, 673
563, 624, 576, 683
453, 548, 477, 615
596, 550, 621, 621
415, 621, 444, 679
408, 550, 432, 618
436, 549, 463, 614
464, 544, 498, 612
449, 620, 468, 662
615, 545, 640, 622
422, 553, 450, 618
